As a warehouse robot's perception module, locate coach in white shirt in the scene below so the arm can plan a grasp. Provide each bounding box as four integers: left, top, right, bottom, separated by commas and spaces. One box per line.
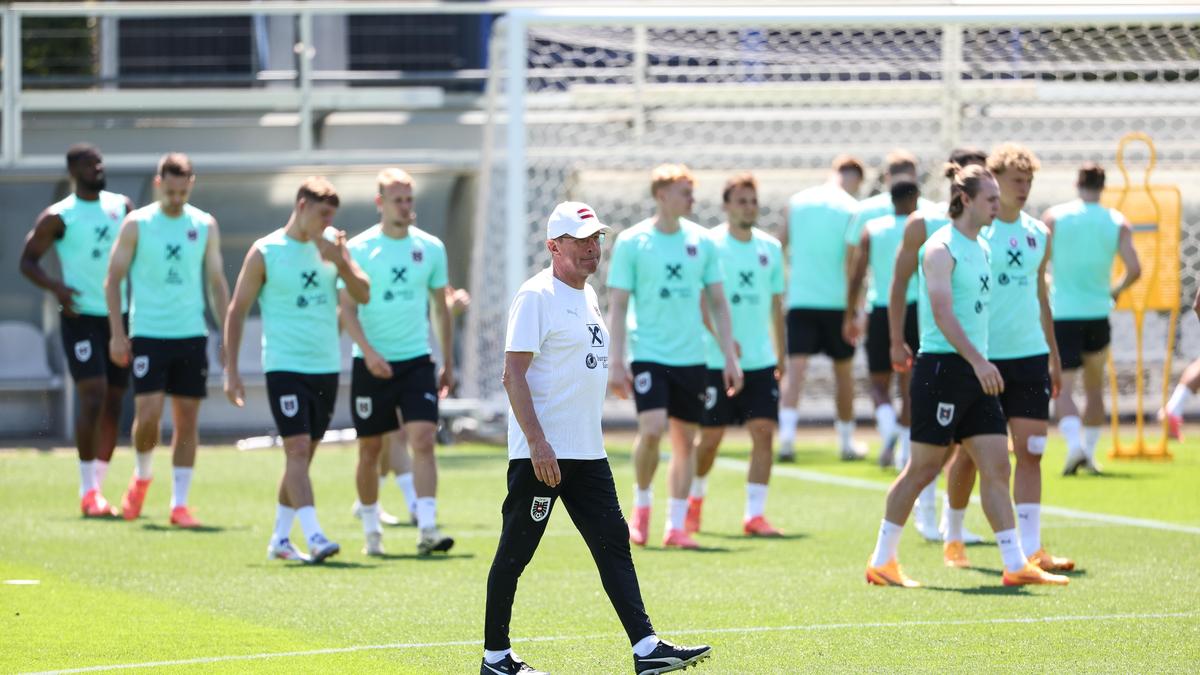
480, 202, 713, 675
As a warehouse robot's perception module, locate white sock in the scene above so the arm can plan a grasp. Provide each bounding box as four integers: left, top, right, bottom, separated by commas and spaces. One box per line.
875, 403, 898, 444
870, 519, 904, 567
835, 419, 855, 451
995, 527, 1027, 573
273, 504, 296, 543
895, 427, 911, 470
1167, 384, 1193, 417
915, 478, 937, 513
1082, 426, 1102, 460
666, 498, 687, 532
296, 505, 323, 542
79, 460, 97, 497
416, 496, 437, 530
778, 407, 799, 444
943, 507, 966, 542
634, 486, 653, 509
170, 467, 193, 509
745, 482, 768, 519
689, 476, 707, 499
395, 472, 417, 514
484, 648, 512, 664
1016, 503, 1041, 554
95, 460, 110, 488
632, 635, 659, 658
1058, 415, 1082, 453
135, 451, 153, 480
360, 502, 382, 534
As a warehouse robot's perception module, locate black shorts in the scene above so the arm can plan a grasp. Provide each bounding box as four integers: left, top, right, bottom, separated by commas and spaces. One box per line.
60, 313, 129, 387
786, 308, 854, 361
130, 336, 208, 397
992, 354, 1051, 421
910, 352, 1007, 446
866, 303, 919, 374
630, 361, 706, 423
350, 355, 439, 436
1054, 319, 1111, 370
266, 371, 339, 439
701, 367, 779, 428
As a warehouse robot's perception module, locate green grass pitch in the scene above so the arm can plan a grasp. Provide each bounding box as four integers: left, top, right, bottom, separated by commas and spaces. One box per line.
2, 433, 1198, 673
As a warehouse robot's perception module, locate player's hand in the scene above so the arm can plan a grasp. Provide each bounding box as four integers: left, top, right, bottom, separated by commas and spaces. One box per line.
108, 334, 131, 368
609, 363, 631, 399
890, 341, 913, 373
970, 357, 1005, 396
438, 365, 455, 398
315, 229, 347, 264
447, 286, 471, 316
723, 357, 744, 397
842, 312, 862, 346
529, 437, 561, 487
364, 349, 393, 379
54, 283, 81, 317
1048, 352, 1062, 399
774, 358, 786, 382
224, 371, 245, 407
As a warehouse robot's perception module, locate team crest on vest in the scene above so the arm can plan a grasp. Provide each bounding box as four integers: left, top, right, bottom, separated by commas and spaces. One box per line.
530, 496, 551, 522
936, 402, 955, 427
634, 372, 653, 395
686, 244, 698, 257
412, 249, 423, 263
355, 396, 373, 419
704, 386, 718, 410
187, 229, 198, 242
133, 356, 149, 378
74, 340, 92, 363
1027, 235, 1037, 248
759, 253, 769, 267
279, 394, 299, 418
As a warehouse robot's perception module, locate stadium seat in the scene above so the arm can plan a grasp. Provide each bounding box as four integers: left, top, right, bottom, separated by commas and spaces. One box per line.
0, 321, 64, 440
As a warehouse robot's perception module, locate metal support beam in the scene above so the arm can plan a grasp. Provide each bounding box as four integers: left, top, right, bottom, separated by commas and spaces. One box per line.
2, 8, 20, 167
297, 9, 315, 156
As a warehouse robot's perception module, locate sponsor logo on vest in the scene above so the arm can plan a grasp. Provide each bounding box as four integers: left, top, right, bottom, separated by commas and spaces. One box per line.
585, 353, 598, 369
530, 496, 551, 522
936, 402, 955, 427
279, 394, 299, 418
355, 396, 372, 419
74, 340, 92, 363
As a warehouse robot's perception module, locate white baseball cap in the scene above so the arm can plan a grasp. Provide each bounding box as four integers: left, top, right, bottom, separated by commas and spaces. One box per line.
546, 201, 611, 240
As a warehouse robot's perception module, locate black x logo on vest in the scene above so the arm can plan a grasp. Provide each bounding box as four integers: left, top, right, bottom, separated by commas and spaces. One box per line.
165, 244, 181, 260
95, 226, 110, 242
1006, 250, 1023, 267
665, 264, 682, 280
392, 267, 407, 283
739, 270, 754, 287
587, 323, 604, 346
301, 271, 319, 289
979, 274, 990, 293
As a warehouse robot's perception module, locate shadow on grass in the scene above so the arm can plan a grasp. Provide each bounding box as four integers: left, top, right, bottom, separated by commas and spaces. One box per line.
140, 523, 231, 534
701, 532, 808, 542
637, 545, 742, 555
924, 584, 1029, 596
363, 552, 477, 562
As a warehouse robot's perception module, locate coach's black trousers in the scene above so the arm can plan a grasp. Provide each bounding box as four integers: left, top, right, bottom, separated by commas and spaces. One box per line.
484, 458, 654, 650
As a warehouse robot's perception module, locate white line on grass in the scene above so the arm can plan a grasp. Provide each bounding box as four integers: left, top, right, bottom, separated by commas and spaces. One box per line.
23, 611, 1198, 674
715, 458, 1200, 536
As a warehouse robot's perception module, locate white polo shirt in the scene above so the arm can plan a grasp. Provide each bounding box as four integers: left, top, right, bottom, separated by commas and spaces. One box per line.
505, 268, 609, 461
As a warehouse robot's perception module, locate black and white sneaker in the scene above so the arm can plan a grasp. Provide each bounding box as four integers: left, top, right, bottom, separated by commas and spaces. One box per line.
634, 640, 713, 674
480, 653, 546, 675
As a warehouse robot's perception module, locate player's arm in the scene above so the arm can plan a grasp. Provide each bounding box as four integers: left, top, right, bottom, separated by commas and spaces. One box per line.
502, 350, 560, 487
1193, 285, 1200, 323
337, 288, 393, 380
606, 288, 633, 399
924, 244, 1003, 395
887, 214, 925, 371
704, 281, 744, 396
843, 229, 870, 345
430, 284, 455, 396
105, 215, 139, 366
204, 217, 231, 333
223, 246, 265, 407
1037, 237, 1061, 397
771, 291, 786, 380
1111, 216, 1141, 300
18, 209, 77, 316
